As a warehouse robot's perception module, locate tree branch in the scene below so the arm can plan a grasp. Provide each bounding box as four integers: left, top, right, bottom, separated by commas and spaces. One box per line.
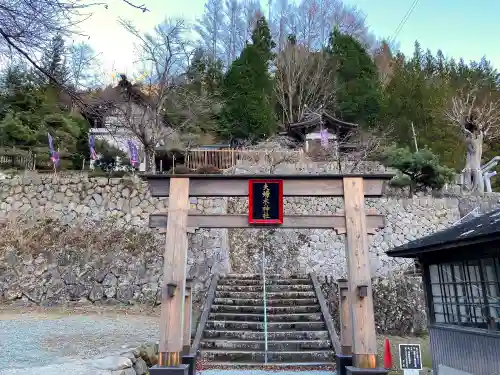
120, 0, 149, 12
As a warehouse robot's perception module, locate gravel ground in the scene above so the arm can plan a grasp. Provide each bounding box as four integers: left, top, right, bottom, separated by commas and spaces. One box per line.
0, 311, 160, 373
0, 309, 337, 375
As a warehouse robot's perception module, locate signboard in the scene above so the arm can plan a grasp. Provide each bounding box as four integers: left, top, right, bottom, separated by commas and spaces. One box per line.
399, 344, 422, 375
248, 179, 283, 225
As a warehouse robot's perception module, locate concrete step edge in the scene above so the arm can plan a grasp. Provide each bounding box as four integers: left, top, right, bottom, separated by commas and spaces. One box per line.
203, 330, 329, 334
202, 339, 331, 343
209, 312, 322, 316
202, 361, 335, 367
202, 349, 333, 353
211, 304, 320, 308
206, 322, 325, 326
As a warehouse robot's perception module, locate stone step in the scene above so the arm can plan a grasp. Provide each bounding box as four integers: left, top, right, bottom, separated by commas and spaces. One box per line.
223, 274, 260, 279
201, 349, 335, 363
205, 320, 326, 331
213, 298, 318, 306
215, 291, 316, 299
204, 361, 335, 367
217, 284, 313, 292
211, 304, 321, 314
268, 313, 324, 322
218, 278, 312, 286
217, 285, 263, 292
208, 312, 324, 323
203, 330, 330, 341
201, 339, 332, 351
267, 291, 316, 299
223, 274, 309, 279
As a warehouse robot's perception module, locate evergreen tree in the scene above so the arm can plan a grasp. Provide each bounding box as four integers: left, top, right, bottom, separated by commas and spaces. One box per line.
0, 62, 85, 168
325, 28, 381, 127
379, 43, 465, 169
380, 145, 455, 196
218, 16, 276, 141
40, 34, 69, 85
186, 48, 224, 96
251, 17, 275, 62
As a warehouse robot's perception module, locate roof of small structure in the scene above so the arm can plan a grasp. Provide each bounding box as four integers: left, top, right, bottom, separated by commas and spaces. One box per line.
386, 207, 500, 258
287, 110, 358, 132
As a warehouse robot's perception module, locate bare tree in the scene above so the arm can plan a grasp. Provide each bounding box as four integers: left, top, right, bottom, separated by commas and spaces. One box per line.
445, 88, 500, 193
68, 41, 102, 89
315, 0, 331, 47
338, 124, 392, 173
275, 0, 375, 51
240, 0, 262, 46
195, 0, 225, 62
0, 0, 147, 75
373, 41, 394, 87
100, 18, 218, 172
329, 2, 369, 42
296, 0, 319, 49
106, 18, 192, 172
0, 0, 149, 118
274, 41, 333, 125
221, 0, 244, 67
269, 0, 291, 52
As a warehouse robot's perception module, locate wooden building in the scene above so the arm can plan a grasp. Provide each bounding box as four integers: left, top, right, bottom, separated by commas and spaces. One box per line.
279, 110, 359, 155
386, 209, 500, 375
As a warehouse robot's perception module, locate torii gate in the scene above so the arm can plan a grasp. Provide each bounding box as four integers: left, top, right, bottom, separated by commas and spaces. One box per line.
144, 173, 392, 375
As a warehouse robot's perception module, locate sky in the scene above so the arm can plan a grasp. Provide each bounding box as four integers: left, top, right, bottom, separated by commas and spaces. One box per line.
76, 0, 500, 83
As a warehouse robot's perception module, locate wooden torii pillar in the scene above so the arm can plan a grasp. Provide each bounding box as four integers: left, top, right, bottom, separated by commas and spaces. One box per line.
143, 174, 392, 375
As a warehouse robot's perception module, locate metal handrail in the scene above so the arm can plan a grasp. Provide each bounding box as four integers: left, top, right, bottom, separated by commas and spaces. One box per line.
262, 248, 269, 364
191, 273, 219, 355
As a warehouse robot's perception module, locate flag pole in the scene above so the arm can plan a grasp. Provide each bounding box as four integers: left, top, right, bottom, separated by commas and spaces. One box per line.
54, 147, 59, 177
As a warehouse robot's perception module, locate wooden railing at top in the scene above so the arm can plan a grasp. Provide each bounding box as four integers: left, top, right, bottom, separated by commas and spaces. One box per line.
185, 149, 306, 170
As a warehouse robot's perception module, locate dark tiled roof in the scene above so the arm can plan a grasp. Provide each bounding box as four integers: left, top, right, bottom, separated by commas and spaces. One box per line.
386, 207, 500, 258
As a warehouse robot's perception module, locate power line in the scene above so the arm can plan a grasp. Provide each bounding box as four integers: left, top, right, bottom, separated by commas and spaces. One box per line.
392, 0, 419, 39
390, 0, 420, 43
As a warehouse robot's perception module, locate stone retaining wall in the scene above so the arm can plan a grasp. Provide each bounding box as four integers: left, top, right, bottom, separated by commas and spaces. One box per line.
1, 171, 500, 307
227, 196, 464, 276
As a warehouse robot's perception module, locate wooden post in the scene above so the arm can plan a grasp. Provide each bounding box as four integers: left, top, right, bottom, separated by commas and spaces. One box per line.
342, 177, 377, 369
182, 278, 193, 355
158, 178, 190, 367
337, 278, 352, 355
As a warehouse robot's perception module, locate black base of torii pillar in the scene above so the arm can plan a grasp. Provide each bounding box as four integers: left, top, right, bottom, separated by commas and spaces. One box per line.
149, 365, 189, 375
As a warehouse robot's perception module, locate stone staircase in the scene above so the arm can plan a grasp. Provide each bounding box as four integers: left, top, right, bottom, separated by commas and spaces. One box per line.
200, 274, 335, 366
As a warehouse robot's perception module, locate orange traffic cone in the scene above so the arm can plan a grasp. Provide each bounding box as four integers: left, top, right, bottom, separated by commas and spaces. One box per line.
383, 337, 393, 369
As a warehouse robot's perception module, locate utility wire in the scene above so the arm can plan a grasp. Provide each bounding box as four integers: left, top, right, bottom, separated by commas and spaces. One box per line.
390, 0, 420, 43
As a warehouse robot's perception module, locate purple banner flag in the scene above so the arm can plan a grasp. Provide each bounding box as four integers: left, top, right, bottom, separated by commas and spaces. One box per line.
127, 140, 139, 167
320, 129, 329, 148
47, 133, 60, 167
89, 134, 98, 160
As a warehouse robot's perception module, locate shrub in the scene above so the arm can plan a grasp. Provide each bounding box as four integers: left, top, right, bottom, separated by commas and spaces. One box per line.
380, 145, 455, 196
321, 269, 426, 336
196, 165, 222, 174
168, 165, 192, 174
0, 215, 162, 258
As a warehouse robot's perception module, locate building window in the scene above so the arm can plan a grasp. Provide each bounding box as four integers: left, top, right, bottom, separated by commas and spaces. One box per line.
429, 257, 500, 330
